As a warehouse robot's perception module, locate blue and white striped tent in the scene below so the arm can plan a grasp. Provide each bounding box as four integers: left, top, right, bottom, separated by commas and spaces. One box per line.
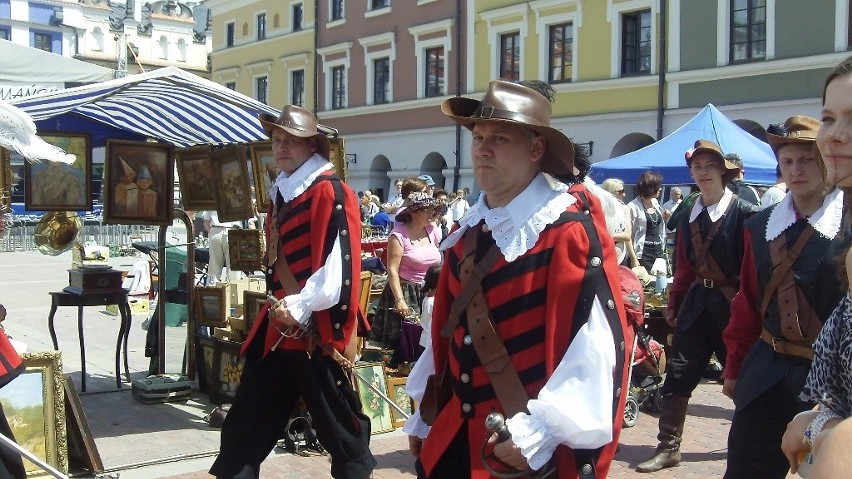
10, 66, 280, 148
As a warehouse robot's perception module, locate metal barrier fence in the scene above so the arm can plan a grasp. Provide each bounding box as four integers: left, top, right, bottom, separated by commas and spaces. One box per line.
0, 219, 158, 253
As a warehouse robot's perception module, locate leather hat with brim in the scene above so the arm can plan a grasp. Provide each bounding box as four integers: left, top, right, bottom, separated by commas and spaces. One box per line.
259, 105, 331, 160
685, 139, 740, 184
441, 80, 575, 176
766, 115, 819, 156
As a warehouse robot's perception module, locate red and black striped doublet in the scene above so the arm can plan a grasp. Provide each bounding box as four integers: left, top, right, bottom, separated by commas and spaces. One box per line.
421, 187, 630, 479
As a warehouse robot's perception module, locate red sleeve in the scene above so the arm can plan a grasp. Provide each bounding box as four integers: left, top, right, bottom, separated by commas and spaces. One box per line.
723, 228, 762, 380
667, 225, 695, 314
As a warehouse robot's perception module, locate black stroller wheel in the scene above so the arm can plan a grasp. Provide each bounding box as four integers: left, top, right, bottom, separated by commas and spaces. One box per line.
623, 394, 640, 428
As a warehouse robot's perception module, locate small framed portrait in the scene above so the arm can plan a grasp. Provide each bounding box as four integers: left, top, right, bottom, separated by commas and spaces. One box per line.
63, 375, 103, 475
211, 338, 245, 405
329, 136, 346, 180
243, 290, 267, 333
176, 146, 217, 211
194, 285, 228, 328
0, 351, 68, 478
0, 149, 11, 209
248, 141, 276, 208
195, 336, 217, 394
354, 362, 394, 435
386, 376, 413, 429
103, 139, 174, 225
211, 145, 253, 222
228, 229, 263, 272
24, 132, 92, 211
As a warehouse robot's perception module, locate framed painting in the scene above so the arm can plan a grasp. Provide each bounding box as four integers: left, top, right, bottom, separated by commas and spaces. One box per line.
211, 145, 253, 222
329, 136, 346, 181
0, 149, 11, 210
195, 336, 216, 394
175, 146, 216, 211
243, 290, 267, 333
103, 140, 174, 226
386, 376, 413, 429
228, 229, 263, 272
248, 141, 276, 208
194, 285, 228, 328
63, 375, 103, 475
210, 338, 245, 405
24, 132, 92, 211
0, 351, 68, 478
354, 362, 394, 435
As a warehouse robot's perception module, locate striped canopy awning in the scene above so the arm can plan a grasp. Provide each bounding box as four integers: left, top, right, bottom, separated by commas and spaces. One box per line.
10, 66, 280, 148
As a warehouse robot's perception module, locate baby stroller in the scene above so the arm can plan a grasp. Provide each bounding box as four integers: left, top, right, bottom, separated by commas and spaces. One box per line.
619, 266, 667, 428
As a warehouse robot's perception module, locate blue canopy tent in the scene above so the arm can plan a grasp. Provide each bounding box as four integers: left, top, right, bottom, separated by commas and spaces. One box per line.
589, 104, 778, 186
10, 66, 280, 147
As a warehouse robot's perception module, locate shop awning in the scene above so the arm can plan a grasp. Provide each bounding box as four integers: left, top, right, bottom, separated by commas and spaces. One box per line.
0, 39, 115, 86
10, 66, 279, 148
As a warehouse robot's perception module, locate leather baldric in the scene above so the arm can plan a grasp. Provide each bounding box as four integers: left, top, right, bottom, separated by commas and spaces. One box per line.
688, 198, 739, 301
760, 224, 819, 343
455, 225, 530, 416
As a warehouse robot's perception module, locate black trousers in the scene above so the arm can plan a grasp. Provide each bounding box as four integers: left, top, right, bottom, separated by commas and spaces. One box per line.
661, 309, 727, 398
209, 336, 376, 479
724, 378, 810, 479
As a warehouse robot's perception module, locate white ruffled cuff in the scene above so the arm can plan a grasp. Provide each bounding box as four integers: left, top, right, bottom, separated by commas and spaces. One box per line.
402, 410, 431, 439
507, 411, 559, 471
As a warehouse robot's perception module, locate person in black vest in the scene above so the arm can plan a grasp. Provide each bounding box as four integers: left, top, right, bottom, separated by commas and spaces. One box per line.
725, 154, 761, 206
721, 116, 844, 478
637, 140, 759, 473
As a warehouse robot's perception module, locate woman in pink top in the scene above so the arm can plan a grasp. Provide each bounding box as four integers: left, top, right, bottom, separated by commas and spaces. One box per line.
370, 190, 443, 365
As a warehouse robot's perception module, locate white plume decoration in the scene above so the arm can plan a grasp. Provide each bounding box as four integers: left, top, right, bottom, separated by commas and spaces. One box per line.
0, 100, 76, 164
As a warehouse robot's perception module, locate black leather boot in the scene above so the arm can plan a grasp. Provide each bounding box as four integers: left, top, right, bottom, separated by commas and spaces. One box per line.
636, 395, 689, 473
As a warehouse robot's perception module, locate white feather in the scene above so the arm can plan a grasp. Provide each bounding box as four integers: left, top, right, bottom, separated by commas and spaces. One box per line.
0, 100, 76, 164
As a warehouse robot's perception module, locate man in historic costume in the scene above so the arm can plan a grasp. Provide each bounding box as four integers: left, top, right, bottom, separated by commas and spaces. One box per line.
636, 140, 759, 472
209, 105, 375, 479
406, 79, 630, 479
722, 116, 844, 478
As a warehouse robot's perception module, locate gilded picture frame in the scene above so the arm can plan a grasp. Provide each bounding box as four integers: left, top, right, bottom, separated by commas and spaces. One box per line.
228, 229, 263, 272
62, 375, 103, 475
248, 141, 276, 208
0, 351, 68, 478
175, 146, 217, 211
24, 132, 92, 211
329, 136, 346, 181
103, 140, 174, 226
354, 362, 394, 435
194, 285, 228, 328
0, 149, 11, 210
243, 290, 267, 333
385, 376, 413, 429
211, 145, 253, 223
211, 338, 244, 405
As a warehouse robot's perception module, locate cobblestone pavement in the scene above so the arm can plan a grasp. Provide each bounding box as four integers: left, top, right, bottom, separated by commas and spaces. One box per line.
0, 251, 797, 478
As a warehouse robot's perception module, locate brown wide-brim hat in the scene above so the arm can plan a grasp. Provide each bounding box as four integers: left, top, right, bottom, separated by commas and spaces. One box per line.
766, 115, 820, 156
258, 105, 331, 160
685, 139, 741, 184
441, 80, 575, 176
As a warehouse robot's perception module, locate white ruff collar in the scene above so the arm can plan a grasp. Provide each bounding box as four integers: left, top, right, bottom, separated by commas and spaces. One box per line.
764, 188, 843, 241
268, 154, 332, 203
689, 188, 734, 223
441, 173, 576, 262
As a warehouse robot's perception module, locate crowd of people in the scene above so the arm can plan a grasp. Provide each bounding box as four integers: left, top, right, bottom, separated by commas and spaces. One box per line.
196, 57, 852, 479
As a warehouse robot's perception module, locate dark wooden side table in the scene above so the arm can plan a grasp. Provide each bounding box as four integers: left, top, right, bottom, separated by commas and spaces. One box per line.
47, 289, 131, 392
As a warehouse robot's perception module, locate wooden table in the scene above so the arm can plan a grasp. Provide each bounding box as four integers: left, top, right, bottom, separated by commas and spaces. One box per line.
47, 289, 131, 392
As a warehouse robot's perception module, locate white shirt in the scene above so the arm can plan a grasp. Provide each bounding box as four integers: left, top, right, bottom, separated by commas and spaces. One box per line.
203, 210, 241, 229
406, 173, 617, 470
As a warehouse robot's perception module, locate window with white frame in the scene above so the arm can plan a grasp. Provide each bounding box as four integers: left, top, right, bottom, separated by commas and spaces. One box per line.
370, 0, 389, 10
158, 35, 169, 60
225, 81, 236, 90
621, 10, 651, 75
533, 2, 580, 85
91, 27, 104, 51
291, 69, 305, 107
176, 38, 187, 62
255, 76, 268, 104
359, 33, 395, 105
293, 3, 304, 31
257, 13, 266, 40
729, 0, 766, 62
548, 22, 573, 83
331, 66, 346, 109
425, 47, 444, 97
225, 22, 235, 47
331, 0, 344, 21
499, 32, 520, 81
373, 57, 390, 104
0, 28, 8, 41
33, 31, 52, 51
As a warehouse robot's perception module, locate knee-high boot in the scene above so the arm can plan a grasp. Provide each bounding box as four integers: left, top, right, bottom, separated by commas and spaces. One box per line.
636, 395, 690, 473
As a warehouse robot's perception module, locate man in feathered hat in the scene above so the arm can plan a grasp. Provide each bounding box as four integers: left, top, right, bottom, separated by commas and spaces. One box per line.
210, 105, 374, 479
406, 79, 630, 479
